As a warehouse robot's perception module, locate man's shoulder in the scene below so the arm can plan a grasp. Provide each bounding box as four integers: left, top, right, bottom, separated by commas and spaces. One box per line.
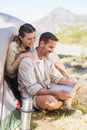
21, 57, 33, 64
20, 49, 36, 66
19, 57, 34, 69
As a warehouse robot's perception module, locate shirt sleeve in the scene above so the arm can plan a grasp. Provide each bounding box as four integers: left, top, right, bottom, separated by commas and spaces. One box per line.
18, 58, 42, 96
50, 59, 63, 84
5, 42, 17, 74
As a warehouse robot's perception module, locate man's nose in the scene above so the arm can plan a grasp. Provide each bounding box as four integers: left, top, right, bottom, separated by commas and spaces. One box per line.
30, 39, 35, 43
50, 48, 54, 53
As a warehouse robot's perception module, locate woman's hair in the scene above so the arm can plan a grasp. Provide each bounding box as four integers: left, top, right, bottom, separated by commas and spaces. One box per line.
13, 23, 36, 45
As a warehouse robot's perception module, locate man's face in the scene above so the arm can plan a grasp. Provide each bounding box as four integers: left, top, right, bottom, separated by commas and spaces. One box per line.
43, 39, 57, 57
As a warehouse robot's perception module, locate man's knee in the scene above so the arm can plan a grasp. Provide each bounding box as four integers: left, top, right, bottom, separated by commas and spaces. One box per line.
45, 95, 62, 110
36, 95, 62, 110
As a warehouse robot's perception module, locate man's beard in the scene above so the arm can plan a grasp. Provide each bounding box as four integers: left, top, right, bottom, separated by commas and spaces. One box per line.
45, 51, 51, 57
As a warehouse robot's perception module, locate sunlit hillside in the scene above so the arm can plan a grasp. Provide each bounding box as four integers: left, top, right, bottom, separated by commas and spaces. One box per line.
33, 7, 87, 34
56, 25, 87, 47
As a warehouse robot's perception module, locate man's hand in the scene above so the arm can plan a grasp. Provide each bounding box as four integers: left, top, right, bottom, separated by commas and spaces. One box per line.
54, 90, 71, 101
59, 77, 78, 87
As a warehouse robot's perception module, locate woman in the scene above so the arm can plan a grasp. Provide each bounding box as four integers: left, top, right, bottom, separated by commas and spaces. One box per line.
5, 23, 36, 99
5, 23, 36, 77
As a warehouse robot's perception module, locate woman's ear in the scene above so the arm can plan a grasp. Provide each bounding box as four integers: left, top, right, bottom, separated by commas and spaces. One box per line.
19, 35, 22, 41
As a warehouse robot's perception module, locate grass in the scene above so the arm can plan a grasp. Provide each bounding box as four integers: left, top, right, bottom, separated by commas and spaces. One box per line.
32, 109, 75, 129
59, 54, 87, 77
56, 25, 87, 47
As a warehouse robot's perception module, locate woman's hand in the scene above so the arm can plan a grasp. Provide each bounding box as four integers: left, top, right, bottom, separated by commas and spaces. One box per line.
12, 52, 34, 71
20, 52, 34, 60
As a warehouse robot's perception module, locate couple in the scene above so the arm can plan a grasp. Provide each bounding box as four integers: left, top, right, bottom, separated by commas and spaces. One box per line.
5, 23, 77, 111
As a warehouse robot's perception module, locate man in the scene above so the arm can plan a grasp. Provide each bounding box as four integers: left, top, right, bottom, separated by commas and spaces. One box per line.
18, 32, 77, 111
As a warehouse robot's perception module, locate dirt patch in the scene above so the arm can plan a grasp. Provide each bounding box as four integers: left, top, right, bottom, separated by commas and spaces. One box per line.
15, 111, 87, 130
33, 110, 87, 130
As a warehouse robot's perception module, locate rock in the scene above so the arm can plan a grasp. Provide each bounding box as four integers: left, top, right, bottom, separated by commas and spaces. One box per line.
72, 110, 83, 119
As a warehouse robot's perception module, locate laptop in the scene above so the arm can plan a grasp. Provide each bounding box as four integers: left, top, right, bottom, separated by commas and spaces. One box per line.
71, 74, 87, 98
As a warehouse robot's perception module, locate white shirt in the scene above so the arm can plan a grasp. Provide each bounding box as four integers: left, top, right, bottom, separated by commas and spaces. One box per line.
38, 59, 45, 81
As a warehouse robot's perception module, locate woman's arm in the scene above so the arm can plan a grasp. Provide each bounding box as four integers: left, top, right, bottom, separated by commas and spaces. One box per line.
5, 42, 34, 74
12, 52, 34, 71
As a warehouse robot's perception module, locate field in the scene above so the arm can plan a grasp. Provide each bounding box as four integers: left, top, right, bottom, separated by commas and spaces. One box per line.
60, 54, 87, 77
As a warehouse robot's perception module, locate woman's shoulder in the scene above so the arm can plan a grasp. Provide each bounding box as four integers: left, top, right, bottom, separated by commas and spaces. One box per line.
9, 41, 18, 50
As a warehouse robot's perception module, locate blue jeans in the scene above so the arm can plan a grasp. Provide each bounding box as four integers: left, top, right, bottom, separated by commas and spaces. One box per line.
49, 85, 73, 92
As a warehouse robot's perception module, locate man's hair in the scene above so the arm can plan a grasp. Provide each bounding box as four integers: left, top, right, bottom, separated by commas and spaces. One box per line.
39, 32, 58, 44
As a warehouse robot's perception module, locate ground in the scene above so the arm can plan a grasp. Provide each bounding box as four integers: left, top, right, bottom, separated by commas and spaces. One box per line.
32, 110, 87, 130
16, 110, 87, 130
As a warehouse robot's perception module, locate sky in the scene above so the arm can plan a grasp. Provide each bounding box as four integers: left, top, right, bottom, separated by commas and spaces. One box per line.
0, 0, 87, 23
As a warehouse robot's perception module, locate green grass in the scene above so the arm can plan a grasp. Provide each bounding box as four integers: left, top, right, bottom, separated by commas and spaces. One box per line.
59, 54, 87, 77
56, 25, 87, 47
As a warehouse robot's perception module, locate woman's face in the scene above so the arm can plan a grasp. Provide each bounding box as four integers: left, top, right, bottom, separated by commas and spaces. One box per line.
20, 32, 36, 48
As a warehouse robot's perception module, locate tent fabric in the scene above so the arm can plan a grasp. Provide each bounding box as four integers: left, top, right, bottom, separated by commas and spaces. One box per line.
0, 109, 21, 130
0, 27, 21, 130
0, 27, 17, 83
0, 82, 21, 130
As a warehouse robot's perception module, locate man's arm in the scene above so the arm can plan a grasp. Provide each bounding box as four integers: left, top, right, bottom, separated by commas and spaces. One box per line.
36, 88, 71, 101
18, 57, 42, 95
58, 77, 77, 87
49, 52, 69, 77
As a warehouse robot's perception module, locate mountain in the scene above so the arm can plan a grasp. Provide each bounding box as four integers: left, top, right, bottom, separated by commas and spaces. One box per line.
0, 12, 24, 28
0, 7, 87, 33
33, 7, 87, 33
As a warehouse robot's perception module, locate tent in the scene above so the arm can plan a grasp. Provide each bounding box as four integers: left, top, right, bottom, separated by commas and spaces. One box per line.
0, 27, 21, 130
